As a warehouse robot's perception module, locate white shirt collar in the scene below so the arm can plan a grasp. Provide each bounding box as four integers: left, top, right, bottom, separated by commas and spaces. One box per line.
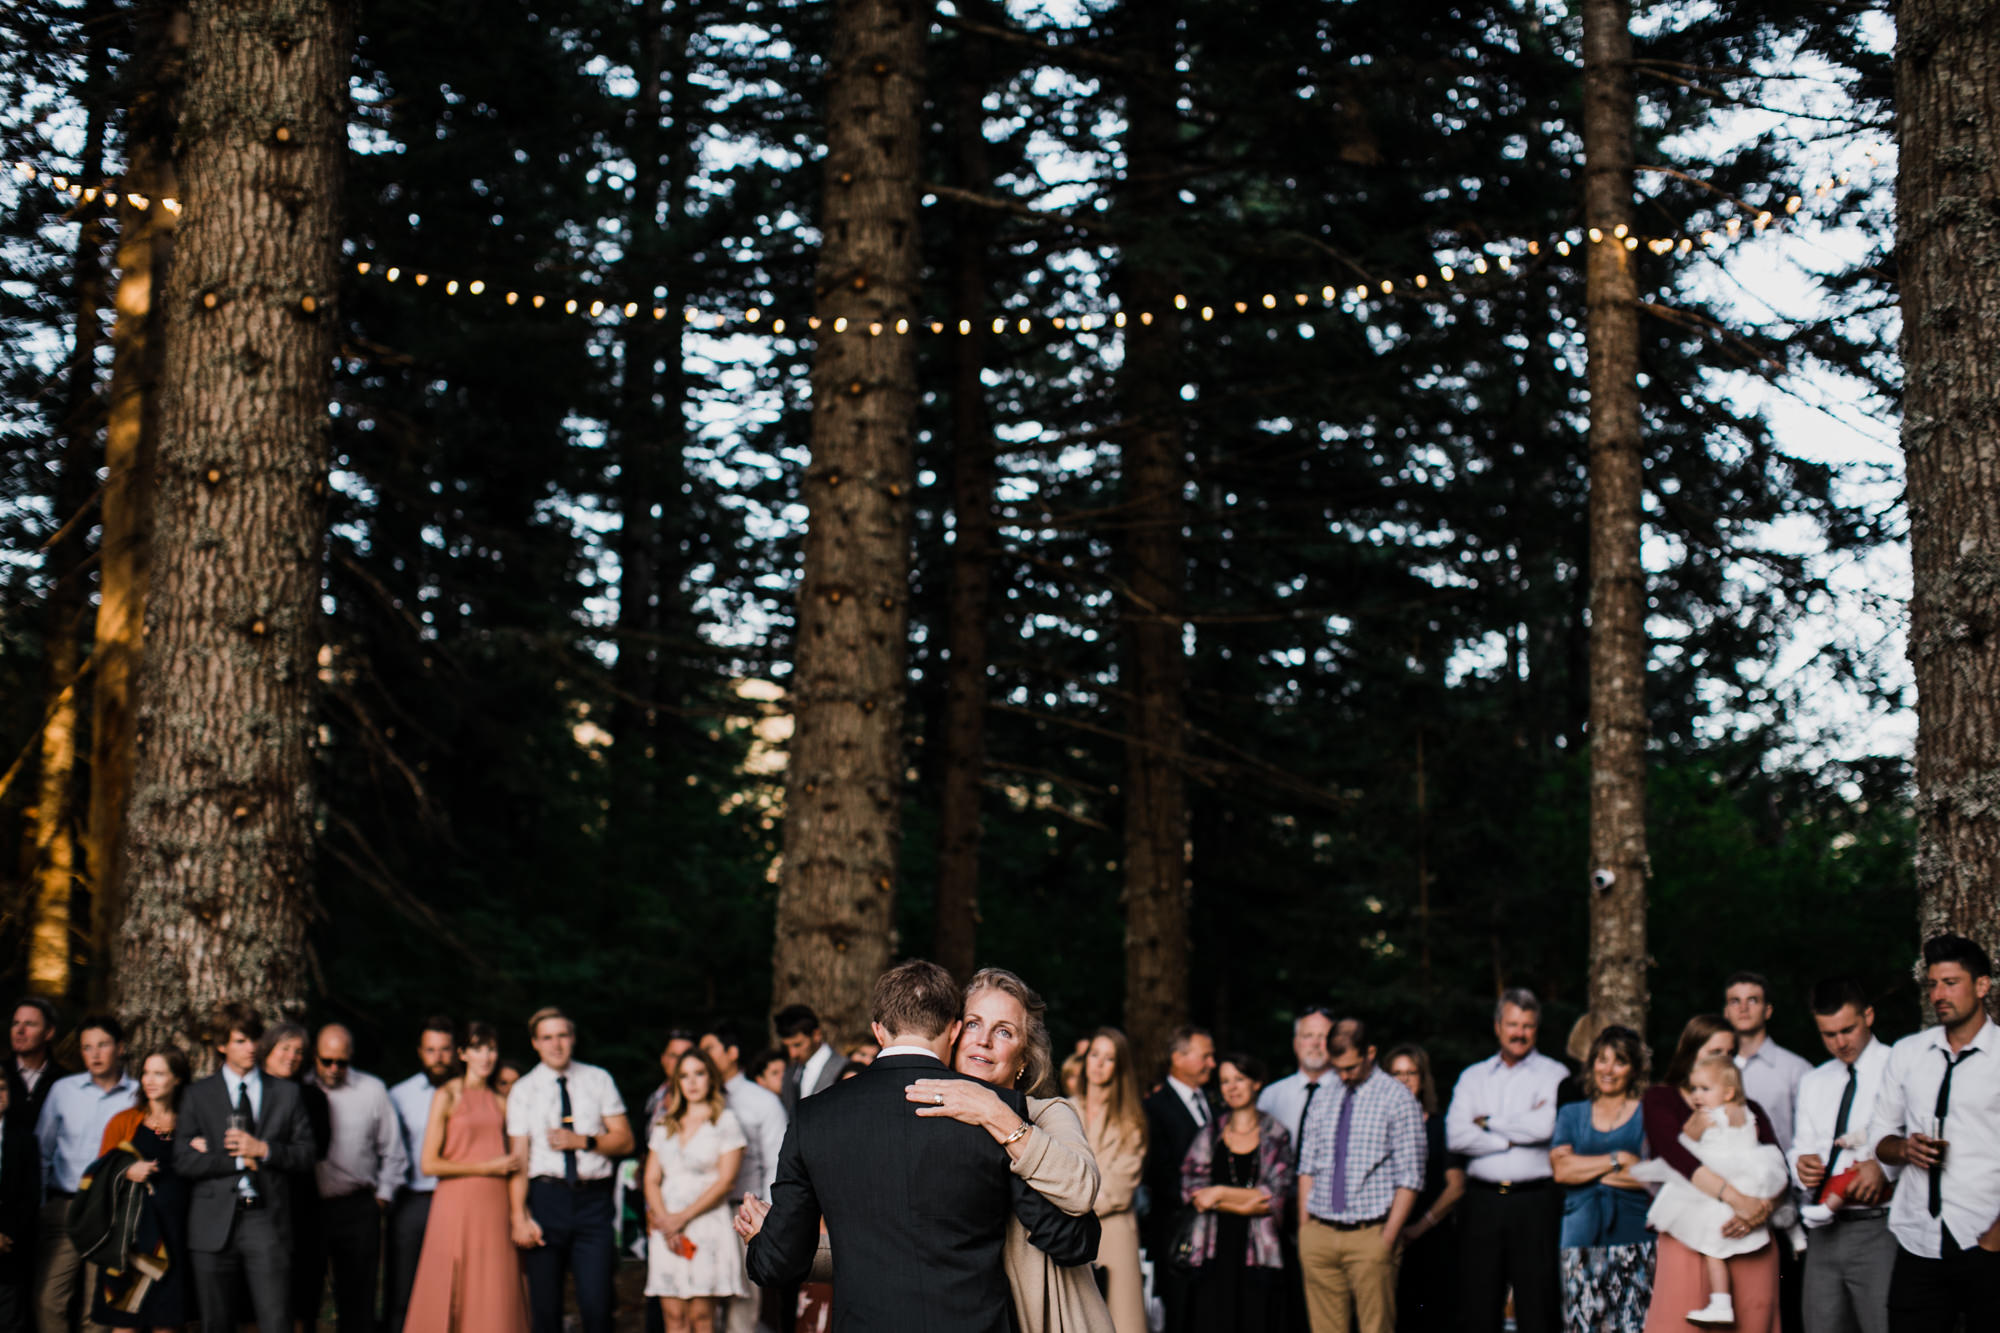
877, 1045, 941, 1062
1921, 1015, 1995, 1056
1167, 1075, 1207, 1109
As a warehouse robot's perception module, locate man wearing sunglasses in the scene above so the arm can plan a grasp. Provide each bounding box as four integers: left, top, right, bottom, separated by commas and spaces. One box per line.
307, 1025, 409, 1333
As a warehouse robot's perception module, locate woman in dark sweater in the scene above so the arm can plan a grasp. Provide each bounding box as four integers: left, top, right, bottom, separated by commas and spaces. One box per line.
1639, 1015, 1788, 1333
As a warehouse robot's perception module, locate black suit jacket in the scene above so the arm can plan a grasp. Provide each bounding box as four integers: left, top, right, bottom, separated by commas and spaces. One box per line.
172, 1071, 317, 1253
0, 1117, 39, 1277
6, 1059, 67, 1137
1141, 1084, 1209, 1254
747, 1054, 1098, 1332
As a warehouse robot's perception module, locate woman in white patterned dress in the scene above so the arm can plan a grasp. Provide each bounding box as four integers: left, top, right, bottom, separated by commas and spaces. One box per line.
643, 1048, 749, 1332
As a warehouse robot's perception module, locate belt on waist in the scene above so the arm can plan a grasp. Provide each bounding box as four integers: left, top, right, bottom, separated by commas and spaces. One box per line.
529, 1175, 613, 1192
1830, 1208, 1889, 1223
1468, 1177, 1552, 1193
1311, 1214, 1388, 1231
45, 1190, 74, 1201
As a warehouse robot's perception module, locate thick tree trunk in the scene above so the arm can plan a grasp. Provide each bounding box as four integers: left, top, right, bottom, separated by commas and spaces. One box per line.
608, 0, 692, 832
112, 0, 350, 1052
1117, 6, 1191, 1080
30, 7, 113, 1003
87, 0, 186, 1008
1580, 0, 1648, 1035
1901, 0, 2000, 980
932, 3, 999, 985
769, 0, 929, 1043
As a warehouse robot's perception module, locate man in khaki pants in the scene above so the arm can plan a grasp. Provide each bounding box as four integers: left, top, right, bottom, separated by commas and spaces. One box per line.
1295, 1022, 1424, 1333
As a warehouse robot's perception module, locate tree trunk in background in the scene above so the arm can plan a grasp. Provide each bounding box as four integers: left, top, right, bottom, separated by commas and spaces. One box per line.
87, 0, 186, 1008
1117, 4, 1191, 1080
1580, 0, 1648, 1035
609, 0, 693, 837
112, 0, 350, 1051
30, 4, 114, 1003
769, 0, 928, 1044
1901, 0, 2000, 985
932, 2, 999, 985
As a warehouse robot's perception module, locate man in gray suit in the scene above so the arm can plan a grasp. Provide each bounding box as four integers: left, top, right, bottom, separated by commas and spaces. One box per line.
774, 1005, 848, 1115
173, 1003, 317, 1333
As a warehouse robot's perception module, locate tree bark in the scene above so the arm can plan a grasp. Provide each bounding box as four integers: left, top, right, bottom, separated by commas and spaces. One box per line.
1116, 5, 1191, 1080
1581, 0, 1649, 1033
87, 0, 186, 1008
30, 3, 114, 1003
769, 0, 929, 1043
932, 2, 999, 985
608, 0, 693, 834
1901, 0, 2000, 981
112, 0, 350, 1053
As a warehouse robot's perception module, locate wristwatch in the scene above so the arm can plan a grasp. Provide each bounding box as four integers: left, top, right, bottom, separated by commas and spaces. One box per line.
585, 1135, 598, 1153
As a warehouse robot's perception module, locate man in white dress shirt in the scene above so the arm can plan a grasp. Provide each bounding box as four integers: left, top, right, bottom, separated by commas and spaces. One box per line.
1727, 970, 1815, 1156
34, 1014, 135, 1333
700, 1023, 788, 1333
1445, 987, 1567, 1333
1868, 934, 2000, 1332
1790, 978, 1896, 1333
384, 1016, 456, 1333
507, 1007, 636, 1333
1258, 1007, 1338, 1149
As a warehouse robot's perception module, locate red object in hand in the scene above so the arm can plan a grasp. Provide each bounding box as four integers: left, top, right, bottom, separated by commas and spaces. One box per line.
668, 1234, 697, 1260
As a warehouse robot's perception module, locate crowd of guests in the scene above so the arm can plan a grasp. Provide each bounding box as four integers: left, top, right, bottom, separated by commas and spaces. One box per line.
0, 932, 1992, 1333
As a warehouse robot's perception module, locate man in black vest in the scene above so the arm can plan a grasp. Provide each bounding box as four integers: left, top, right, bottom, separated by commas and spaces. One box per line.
173, 1003, 317, 1333
1142, 1025, 1216, 1333
743, 961, 1097, 1332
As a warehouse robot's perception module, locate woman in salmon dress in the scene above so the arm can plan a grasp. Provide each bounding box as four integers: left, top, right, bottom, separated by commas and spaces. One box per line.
405, 1021, 529, 1333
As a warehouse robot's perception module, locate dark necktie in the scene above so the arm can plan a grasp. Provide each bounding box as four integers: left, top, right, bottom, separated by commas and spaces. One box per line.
1188, 1090, 1206, 1127
1327, 1086, 1358, 1214
1930, 1048, 1976, 1218
1296, 1079, 1322, 1168
1815, 1063, 1859, 1203
234, 1079, 254, 1163
558, 1075, 579, 1187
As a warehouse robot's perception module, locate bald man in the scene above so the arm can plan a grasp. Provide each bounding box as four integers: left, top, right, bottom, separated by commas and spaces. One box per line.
306, 1025, 408, 1332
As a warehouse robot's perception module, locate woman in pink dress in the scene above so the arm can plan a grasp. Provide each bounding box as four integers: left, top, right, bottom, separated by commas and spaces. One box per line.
405, 1021, 529, 1333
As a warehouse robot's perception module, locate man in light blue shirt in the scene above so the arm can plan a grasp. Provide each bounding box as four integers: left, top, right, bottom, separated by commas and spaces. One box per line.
34, 1013, 135, 1333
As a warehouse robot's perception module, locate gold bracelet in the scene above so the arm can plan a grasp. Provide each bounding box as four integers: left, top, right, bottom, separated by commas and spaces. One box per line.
1001, 1120, 1033, 1147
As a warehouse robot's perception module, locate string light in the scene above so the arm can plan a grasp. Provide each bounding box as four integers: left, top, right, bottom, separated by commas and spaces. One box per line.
11, 154, 1882, 340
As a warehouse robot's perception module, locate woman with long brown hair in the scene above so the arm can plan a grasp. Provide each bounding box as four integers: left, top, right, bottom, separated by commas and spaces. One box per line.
642, 1048, 748, 1333
1640, 1015, 1787, 1333
93, 1046, 193, 1333
1077, 1027, 1147, 1333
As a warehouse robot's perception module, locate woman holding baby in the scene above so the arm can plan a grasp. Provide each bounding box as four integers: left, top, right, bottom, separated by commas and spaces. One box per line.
1637, 1015, 1794, 1333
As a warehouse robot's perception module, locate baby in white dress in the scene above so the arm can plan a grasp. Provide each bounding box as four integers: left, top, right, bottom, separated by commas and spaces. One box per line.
1631, 1055, 1800, 1327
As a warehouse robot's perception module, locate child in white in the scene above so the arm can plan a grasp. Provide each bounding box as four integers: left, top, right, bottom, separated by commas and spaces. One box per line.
1631, 1055, 1799, 1327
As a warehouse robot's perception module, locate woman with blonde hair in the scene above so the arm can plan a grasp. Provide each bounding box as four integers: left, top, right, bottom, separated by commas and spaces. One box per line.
1075, 1027, 1147, 1333
906, 967, 1116, 1333
643, 1048, 748, 1333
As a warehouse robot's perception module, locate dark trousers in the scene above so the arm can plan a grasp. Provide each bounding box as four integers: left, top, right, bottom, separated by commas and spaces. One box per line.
523, 1179, 615, 1333
382, 1189, 432, 1333
1457, 1183, 1561, 1333
0, 1272, 28, 1333
303, 1191, 382, 1332
1778, 1226, 1804, 1333
1143, 1225, 1192, 1333
1887, 1232, 2000, 1333
190, 1208, 290, 1333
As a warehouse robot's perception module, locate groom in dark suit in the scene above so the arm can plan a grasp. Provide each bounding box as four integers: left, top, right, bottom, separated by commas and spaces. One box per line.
1142, 1025, 1216, 1333
745, 960, 1098, 1332
173, 1002, 317, 1333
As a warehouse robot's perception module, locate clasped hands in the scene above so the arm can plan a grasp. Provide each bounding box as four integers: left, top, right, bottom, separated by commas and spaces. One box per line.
187, 1132, 267, 1165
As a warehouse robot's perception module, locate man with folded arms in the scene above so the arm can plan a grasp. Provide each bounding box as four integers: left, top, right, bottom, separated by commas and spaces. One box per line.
1445, 988, 1566, 1333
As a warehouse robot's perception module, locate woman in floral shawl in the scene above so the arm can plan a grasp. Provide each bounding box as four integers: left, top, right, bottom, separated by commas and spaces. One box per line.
1179, 1052, 1293, 1332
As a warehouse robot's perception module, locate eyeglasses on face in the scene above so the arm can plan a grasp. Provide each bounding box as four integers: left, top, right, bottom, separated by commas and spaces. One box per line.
317, 1056, 350, 1068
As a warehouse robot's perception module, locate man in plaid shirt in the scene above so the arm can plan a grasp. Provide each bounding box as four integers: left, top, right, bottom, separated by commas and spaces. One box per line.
1296, 1020, 1426, 1333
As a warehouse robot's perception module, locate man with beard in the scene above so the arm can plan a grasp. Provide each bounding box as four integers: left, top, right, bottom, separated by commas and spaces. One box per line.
384, 1017, 456, 1333
1870, 935, 2000, 1331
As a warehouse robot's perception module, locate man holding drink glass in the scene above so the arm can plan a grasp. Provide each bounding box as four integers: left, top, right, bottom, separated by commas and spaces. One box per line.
173, 1003, 317, 1333
1868, 934, 2000, 1332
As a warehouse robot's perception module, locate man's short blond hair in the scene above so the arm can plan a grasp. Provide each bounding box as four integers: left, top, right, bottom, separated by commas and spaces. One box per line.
527, 1006, 574, 1041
